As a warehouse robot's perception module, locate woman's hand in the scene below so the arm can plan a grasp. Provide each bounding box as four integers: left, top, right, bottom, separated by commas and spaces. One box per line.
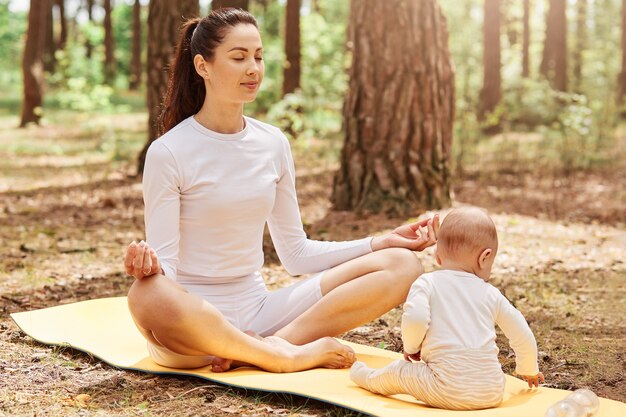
124, 240, 161, 280
371, 214, 439, 252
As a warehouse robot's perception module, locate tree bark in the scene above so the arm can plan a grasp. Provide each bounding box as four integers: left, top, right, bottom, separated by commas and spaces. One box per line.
618, 0, 626, 113
540, 0, 567, 91
20, 0, 49, 127
137, 0, 200, 175
479, 0, 501, 121
283, 0, 301, 96
522, 0, 531, 77
573, 0, 587, 92
103, 0, 116, 85
332, 0, 455, 215
212, 0, 249, 10
129, 0, 142, 90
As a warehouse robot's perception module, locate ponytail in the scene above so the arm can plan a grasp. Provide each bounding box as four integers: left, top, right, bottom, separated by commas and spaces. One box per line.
159, 9, 259, 135
159, 18, 204, 136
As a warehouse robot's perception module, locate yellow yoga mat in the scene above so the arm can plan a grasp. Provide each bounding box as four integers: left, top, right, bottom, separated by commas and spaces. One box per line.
10, 297, 626, 417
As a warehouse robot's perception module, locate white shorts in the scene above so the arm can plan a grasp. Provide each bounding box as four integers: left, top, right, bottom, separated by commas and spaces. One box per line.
147, 271, 324, 368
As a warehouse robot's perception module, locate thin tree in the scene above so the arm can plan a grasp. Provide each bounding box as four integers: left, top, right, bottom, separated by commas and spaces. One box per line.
573, 0, 587, 92
20, 0, 49, 127
56, 0, 67, 50
283, 0, 301, 96
43, 1, 55, 72
618, 0, 626, 113
85, 0, 94, 59
540, 0, 567, 91
522, 0, 531, 77
137, 0, 200, 175
212, 0, 249, 10
332, 0, 455, 214
129, 0, 142, 90
479, 0, 502, 122
103, 0, 116, 84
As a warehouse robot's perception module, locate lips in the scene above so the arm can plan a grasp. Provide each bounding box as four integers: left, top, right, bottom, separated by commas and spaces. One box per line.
241, 81, 258, 90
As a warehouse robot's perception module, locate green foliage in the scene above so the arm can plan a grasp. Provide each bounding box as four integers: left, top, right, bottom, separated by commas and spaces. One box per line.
0, 1, 25, 84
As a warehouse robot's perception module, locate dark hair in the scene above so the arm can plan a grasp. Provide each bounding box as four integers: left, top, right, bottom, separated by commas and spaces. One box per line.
159, 8, 258, 135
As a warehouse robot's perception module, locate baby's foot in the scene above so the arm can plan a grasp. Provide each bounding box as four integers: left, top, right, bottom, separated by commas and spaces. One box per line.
350, 361, 374, 388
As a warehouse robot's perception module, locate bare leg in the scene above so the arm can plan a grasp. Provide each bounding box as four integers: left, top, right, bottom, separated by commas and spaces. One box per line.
127, 274, 355, 372
275, 248, 423, 344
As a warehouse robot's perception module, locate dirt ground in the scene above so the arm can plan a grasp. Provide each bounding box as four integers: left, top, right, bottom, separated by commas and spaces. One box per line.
0, 114, 624, 416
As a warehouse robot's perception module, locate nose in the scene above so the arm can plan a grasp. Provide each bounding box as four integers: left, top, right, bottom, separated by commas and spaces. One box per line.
246, 59, 260, 76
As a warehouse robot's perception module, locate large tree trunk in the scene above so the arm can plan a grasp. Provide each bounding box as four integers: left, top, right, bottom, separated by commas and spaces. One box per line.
85, 0, 93, 59
21, 0, 49, 127
137, 0, 200, 175
129, 0, 142, 90
282, 0, 301, 96
540, 0, 567, 91
332, 0, 455, 215
618, 0, 626, 114
212, 0, 249, 10
522, 0, 531, 77
479, 0, 501, 122
103, 0, 116, 85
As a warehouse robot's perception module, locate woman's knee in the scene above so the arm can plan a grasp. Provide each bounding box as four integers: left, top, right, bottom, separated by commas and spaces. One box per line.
127, 275, 184, 323
378, 248, 424, 283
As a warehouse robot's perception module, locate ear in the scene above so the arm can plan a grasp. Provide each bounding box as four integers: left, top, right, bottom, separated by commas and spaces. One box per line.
477, 248, 493, 269
434, 246, 443, 266
193, 54, 210, 80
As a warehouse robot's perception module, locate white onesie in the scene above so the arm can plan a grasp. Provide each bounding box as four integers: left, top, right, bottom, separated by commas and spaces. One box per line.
142, 116, 372, 342
350, 270, 539, 410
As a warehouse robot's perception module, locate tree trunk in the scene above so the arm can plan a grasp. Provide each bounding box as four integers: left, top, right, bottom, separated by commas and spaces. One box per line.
540, 0, 567, 91
85, 0, 93, 59
522, 0, 531, 77
479, 0, 501, 122
283, 0, 301, 96
103, 0, 116, 85
56, 0, 67, 50
20, 0, 49, 127
129, 0, 142, 90
43, 1, 55, 72
212, 0, 249, 10
618, 0, 626, 113
332, 0, 455, 215
573, 0, 587, 92
137, 0, 200, 175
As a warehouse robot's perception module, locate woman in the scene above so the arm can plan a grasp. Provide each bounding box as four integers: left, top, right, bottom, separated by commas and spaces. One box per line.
124, 8, 439, 374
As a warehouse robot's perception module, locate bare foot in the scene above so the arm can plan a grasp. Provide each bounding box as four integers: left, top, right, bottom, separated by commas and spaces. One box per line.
211, 330, 260, 372
263, 336, 356, 372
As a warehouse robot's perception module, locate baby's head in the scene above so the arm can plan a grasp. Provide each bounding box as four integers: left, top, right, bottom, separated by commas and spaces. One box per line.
435, 206, 498, 281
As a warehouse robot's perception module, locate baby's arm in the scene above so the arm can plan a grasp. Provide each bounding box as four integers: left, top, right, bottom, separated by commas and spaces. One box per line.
401, 277, 431, 357
494, 291, 543, 386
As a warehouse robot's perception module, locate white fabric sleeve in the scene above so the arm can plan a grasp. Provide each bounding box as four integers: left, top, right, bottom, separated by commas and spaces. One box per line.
267, 135, 372, 276
401, 277, 431, 354
494, 291, 539, 375
142, 141, 181, 281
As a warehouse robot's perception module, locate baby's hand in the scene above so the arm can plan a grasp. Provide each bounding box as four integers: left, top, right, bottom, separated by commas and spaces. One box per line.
404, 351, 421, 362
515, 372, 545, 388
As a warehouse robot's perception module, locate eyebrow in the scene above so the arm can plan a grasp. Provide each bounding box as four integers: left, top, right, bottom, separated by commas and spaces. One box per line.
228, 47, 263, 52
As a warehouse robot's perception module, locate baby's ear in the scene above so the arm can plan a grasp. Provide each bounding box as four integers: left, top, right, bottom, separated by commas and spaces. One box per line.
478, 248, 493, 268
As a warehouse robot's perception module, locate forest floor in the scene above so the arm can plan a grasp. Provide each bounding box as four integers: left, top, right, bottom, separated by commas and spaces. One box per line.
0, 112, 624, 416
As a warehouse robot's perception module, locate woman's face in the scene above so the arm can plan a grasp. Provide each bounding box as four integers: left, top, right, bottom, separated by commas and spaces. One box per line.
201, 24, 264, 104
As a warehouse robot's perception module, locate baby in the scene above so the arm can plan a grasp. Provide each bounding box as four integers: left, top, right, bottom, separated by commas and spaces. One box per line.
350, 206, 544, 410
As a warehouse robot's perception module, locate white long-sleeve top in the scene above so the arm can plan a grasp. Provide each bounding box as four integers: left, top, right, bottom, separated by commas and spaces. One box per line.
142, 115, 372, 281
402, 270, 539, 376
